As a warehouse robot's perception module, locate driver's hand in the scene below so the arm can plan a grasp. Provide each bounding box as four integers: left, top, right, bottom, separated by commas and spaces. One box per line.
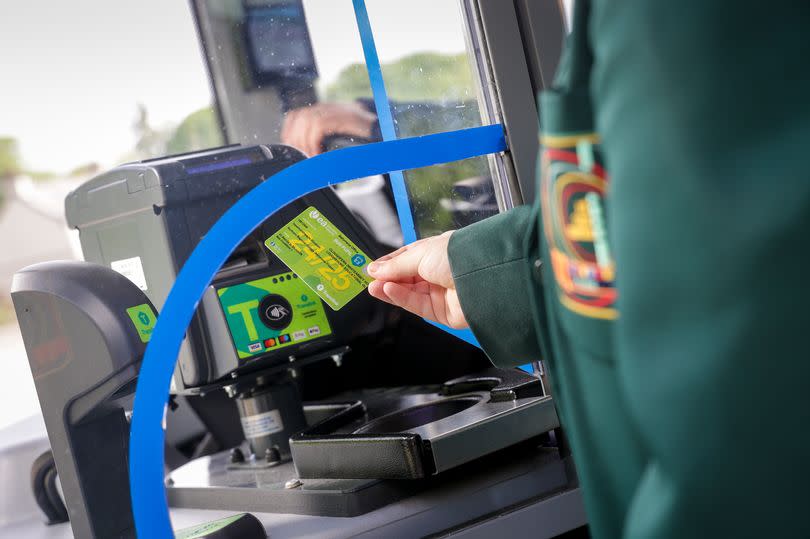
367, 232, 469, 329
281, 102, 377, 157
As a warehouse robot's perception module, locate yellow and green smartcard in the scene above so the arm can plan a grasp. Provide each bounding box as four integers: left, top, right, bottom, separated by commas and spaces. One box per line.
265, 207, 374, 310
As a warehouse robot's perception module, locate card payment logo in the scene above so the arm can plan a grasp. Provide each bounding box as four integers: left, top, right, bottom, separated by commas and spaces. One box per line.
265, 304, 289, 321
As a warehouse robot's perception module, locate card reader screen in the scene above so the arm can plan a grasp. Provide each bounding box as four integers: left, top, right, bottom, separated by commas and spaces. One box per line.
217, 272, 332, 360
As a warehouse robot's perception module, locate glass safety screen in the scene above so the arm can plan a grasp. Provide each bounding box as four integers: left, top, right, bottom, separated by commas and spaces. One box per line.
195, 0, 512, 244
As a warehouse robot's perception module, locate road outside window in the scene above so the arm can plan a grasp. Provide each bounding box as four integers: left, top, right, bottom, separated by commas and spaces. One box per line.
0, 0, 221, 430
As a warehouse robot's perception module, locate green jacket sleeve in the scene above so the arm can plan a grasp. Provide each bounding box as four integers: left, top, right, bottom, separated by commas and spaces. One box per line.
447, 205, 542, 367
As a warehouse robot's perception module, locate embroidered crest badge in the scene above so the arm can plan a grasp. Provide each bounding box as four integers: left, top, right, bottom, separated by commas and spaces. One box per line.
541, 134, 617, 320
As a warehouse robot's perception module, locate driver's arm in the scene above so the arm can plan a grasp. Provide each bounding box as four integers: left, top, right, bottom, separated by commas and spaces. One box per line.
281, 102, 377, 157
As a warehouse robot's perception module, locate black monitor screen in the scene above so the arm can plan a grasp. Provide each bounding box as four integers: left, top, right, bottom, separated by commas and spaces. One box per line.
245, 2, 318, 84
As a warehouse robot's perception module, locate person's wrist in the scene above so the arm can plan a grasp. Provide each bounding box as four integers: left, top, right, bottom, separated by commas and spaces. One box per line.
355, 111, 376, 139
436, 231, 456, 290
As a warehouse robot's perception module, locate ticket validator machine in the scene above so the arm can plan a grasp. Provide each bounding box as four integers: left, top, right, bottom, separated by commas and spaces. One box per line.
14, 143, 581, 538
11, 1, 585, 537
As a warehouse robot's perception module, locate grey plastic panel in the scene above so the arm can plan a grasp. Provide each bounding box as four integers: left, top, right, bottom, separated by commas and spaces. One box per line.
167, 445, 580, 535
11, 261, 154, 538
513, 0, 567, 97
425, 396, 559, 473
438, 489, 586, 539
468, 0, 567, 205
470, 0, 540, 204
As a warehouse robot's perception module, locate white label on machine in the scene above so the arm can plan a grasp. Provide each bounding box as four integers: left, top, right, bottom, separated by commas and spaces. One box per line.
240, 409, 284, 439
111, 256, 148, 291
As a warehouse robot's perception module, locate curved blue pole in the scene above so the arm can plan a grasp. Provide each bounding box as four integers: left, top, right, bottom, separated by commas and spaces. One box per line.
129, 125, 506, 537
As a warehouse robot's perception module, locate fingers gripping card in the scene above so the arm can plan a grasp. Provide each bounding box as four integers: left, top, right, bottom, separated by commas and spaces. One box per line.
265, 207, 374, 310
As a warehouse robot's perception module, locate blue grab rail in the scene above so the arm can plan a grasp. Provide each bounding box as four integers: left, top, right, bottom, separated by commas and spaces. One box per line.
129, 125, 508, 537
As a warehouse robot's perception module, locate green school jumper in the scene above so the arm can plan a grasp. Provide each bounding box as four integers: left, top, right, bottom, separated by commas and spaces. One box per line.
447, 1, 810, 537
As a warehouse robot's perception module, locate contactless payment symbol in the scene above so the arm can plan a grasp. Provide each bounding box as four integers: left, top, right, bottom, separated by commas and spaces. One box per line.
259, 294, 293, 330
266, 304, 289, 321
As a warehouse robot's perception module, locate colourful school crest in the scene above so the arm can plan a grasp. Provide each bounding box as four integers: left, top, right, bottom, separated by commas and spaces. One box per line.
541, 134, 617, 320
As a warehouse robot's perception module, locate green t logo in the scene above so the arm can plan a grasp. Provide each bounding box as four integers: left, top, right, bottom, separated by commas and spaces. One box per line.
126, 304, 157, 343
228, 300, 260, 341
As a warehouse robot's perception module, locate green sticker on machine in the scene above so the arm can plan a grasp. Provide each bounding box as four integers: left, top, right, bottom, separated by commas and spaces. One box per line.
217, 272, 332, 360
174, 513, 245, 539
126, 304, 157, 343
265, 206, 373, 310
